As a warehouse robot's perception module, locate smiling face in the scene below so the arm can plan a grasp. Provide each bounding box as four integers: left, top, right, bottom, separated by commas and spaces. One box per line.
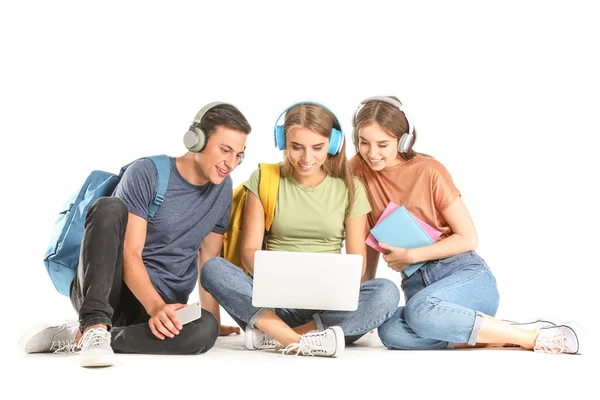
357, 122, 402, 171
195, 125, 247, 185
285, 126, 329, 181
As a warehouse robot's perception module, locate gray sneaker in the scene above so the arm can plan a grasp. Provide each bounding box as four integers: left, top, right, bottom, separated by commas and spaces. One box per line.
282, 326, 345, 357
503, 319, 558, 330
19, 321, 79, 354
78, 328, 114, 367
534, 324, 581, 354
244, 326, 281, 350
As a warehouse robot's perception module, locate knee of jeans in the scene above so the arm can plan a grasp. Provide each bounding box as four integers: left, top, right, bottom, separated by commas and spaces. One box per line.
88, 197, 128, 227
404, 295, 440, 337
200, 257, 229, 291
181, 311, 219, 355
371, 278, 401, 315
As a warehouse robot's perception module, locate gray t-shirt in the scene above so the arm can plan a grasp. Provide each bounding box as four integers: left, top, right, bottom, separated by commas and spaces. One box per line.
113, 157, 231, 303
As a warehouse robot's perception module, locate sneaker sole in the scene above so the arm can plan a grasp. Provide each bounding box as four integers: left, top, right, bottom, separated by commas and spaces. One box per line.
19, 323, 53, 353
80, 354, 115, 368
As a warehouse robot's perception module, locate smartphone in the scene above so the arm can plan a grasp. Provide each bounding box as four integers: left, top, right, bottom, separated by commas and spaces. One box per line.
175, 302, 202, 325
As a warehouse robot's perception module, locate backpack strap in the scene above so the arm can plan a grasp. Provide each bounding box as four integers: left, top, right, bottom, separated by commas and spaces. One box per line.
146, 155, 171, 218
258, 163, 280, 231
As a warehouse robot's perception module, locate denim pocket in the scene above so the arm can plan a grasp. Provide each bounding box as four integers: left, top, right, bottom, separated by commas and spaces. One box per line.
425, 251, 487, 283
436, 251, 476, 265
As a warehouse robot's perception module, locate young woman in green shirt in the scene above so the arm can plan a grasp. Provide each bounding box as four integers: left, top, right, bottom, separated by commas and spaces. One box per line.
200, 101, 399, 357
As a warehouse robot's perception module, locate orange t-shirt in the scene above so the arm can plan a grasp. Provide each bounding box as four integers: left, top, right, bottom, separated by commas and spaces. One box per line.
349, 154, 461, 239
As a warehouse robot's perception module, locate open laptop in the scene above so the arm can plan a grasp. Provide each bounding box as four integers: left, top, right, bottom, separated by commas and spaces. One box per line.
252, 250, 363, 311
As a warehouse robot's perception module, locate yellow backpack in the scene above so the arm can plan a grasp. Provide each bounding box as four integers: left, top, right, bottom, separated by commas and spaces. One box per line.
222, 163, 280, 274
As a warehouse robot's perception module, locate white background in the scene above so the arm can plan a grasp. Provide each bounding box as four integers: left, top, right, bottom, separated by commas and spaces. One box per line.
1, 0, 597, 397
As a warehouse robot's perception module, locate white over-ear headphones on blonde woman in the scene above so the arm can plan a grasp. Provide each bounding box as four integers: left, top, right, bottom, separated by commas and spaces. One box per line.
352, 96, 415, 153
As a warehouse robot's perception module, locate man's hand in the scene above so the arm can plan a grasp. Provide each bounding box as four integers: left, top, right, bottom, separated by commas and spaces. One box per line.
148, 303, 186, 340
379, 242, 414, 272
219, 325, 241, 336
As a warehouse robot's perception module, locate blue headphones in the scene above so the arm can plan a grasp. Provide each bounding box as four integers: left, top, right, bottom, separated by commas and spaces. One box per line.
273, 101, 344, 155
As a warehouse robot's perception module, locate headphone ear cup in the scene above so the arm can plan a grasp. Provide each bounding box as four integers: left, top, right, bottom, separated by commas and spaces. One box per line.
194, 127, 207, 151
194, 127, 207, 152
183, 127, 206, 152
183, 129, 198, 151
398, 132, 414, 153
274, 125, 286, 150
327, 128, 343, 155
238, 152, 245, 165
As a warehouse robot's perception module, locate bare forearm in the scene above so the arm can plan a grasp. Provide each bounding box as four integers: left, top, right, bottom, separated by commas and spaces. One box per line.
409, 233, 477, 264
123, 254, 164, 314
363, 246, 380, 282
345, 215, 370, 280
241, 248, 258, 275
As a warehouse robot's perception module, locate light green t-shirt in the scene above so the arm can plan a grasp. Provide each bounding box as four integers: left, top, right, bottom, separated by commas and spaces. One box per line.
243, 166, 371, 254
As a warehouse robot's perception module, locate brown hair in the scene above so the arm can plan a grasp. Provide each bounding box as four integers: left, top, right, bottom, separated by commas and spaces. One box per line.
353, 96, 418, 161
281, 103, 356, 219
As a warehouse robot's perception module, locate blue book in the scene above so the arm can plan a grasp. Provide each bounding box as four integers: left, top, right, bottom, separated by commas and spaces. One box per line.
369, 205, 433, 277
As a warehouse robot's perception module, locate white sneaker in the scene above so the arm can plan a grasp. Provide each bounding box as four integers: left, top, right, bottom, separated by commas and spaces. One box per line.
534, 324, 581, 354
282, 326, 345, 357
19, 321, 79, 354
244, 326, 281, 350
503, 318, 558, 330
78, 328, 115, 367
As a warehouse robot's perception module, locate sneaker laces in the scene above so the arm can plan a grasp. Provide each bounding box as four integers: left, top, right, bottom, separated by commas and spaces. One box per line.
78, 328, 111, 351
282, 342, 314, 356
258, 334, 280, 349
50, 338, 78, 354
534, 331, 570, 354
49, 320, 79, 354
281, 332, 326, 357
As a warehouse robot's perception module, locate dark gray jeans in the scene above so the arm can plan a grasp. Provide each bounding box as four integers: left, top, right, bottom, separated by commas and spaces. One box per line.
69, 197, 218, 355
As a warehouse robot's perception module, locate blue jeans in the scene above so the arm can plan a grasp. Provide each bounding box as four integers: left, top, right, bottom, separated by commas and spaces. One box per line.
201, 257, 400, 344
378, 251, 499, 350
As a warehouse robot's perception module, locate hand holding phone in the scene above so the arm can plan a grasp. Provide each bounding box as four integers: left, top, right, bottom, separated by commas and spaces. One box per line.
175, 302, 202, 325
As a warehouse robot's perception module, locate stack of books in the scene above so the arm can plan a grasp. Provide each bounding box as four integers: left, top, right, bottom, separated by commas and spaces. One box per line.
366, 202, 441, 277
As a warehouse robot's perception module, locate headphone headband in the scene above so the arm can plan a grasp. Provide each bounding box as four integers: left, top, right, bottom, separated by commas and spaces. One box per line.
273, 101, 344, 155
274, 101, 342, 131
193, 101, 231, 124
352, 96, 406, 126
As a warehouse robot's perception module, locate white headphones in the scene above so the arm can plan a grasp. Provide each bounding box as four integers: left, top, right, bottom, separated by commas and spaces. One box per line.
183, 101, 245, 165
352, 96, 414, 153
183, 101, 230, 153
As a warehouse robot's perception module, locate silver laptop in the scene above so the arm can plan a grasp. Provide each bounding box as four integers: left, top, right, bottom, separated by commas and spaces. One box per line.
252, 250, 363, 311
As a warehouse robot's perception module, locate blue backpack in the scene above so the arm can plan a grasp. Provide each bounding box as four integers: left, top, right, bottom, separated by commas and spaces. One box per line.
43, 155, 171, 296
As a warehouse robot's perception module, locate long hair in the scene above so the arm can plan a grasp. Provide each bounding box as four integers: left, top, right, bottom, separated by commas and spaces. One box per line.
281, 103, 356, 219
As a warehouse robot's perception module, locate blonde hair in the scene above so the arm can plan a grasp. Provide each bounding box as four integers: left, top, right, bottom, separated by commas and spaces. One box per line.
281, 103, 356, 219
353, 95, 418, 161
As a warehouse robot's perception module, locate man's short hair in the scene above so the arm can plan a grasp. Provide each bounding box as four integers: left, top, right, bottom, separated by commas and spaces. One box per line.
190, 104, 251, 142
